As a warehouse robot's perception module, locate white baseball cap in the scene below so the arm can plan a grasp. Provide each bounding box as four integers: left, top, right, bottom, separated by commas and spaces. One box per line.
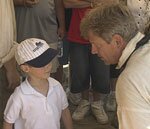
15, 38, 58, 67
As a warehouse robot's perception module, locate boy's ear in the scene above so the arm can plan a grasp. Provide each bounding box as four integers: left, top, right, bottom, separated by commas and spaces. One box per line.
20, 64, 30, 73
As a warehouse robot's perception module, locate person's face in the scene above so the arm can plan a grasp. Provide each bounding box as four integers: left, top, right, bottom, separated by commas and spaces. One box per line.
88, 30, 125, 64
21, 62, 52, 79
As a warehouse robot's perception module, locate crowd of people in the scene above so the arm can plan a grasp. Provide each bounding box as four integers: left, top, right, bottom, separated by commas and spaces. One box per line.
0, 0, 150, 129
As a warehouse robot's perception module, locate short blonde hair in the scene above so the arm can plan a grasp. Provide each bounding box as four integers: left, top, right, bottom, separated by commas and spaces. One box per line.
80, 3, 138, 43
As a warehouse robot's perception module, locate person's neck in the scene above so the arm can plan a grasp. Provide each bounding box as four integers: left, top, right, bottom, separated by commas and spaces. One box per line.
27, 77, 49, 96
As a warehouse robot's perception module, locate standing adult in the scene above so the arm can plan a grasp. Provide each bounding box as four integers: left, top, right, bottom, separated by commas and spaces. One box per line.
81, 3, 150, 129
0, 0, 20, 128
64, 0, 114, 124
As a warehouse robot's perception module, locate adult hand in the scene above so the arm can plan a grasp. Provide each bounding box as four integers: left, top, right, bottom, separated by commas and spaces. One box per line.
58, 27, 66, 39
92, 0, 119, 7
14, 0, 39, 7
25, 0, 39, 7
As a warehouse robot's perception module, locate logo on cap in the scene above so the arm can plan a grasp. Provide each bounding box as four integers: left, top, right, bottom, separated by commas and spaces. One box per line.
33, 42, 44, 52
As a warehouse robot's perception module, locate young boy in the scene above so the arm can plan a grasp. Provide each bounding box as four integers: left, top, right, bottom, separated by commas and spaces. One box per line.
3, 38, 73, 129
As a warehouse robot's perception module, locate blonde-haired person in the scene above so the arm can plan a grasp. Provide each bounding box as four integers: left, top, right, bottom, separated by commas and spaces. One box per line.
0, 0, 20, 128
80, 3, 150, 129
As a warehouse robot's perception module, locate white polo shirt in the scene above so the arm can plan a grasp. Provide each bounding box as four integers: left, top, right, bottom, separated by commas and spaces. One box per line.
127, 0, 150, 33
4, 77, 68, 129
116, 32, 150, 129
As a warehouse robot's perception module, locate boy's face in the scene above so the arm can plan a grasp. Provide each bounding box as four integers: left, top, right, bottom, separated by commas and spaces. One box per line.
21, 62, 52, 79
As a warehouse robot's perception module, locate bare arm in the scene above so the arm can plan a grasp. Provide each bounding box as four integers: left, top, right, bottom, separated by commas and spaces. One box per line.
3, 57, 20, 90
61, 108, 73, 129
3, 121, 13, 129
63, 0, 91, 8
55, 0, 66, 39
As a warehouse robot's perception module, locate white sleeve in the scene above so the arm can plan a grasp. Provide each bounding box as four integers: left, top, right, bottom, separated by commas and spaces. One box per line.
4, 94, 21, 124
59, 85, 69, 110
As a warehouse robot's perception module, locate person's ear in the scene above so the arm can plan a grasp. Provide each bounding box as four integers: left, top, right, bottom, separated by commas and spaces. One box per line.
112, 34, 126, 48
20, 64, 30, 73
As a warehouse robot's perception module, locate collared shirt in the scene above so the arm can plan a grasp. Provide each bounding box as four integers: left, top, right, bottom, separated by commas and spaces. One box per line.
117, 32, 144, 69
4, 77, 68, 129
0, 0, 17, 68
127, 0, 150, 33
116, 32, 150, 129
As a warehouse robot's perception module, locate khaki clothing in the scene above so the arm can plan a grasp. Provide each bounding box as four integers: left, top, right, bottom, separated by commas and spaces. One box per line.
0, 0, 17, 128
0, 0, 17, 68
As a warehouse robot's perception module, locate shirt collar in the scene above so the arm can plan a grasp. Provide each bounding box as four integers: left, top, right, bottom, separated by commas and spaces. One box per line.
117, 32, 144, 69
20, 77, 54, 96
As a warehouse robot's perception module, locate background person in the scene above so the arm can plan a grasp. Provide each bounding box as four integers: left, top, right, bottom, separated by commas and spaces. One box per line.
63, 0, 118, 124
0, 0, 20, 128
120, 0, 150, 33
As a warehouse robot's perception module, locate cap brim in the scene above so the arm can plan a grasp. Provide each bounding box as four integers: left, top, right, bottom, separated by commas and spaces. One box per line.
26, 48, 58, 68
